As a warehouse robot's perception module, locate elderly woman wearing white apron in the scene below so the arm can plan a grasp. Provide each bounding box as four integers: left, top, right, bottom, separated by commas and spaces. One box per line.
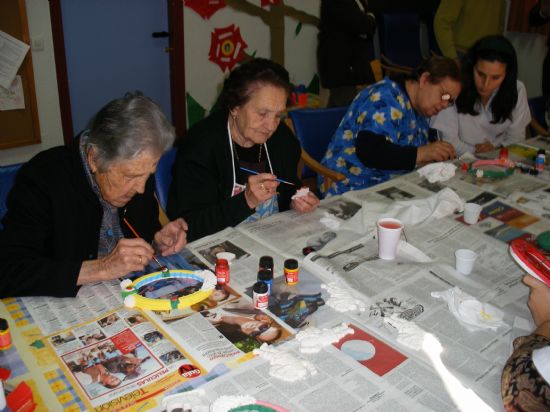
168, 58, 319, 242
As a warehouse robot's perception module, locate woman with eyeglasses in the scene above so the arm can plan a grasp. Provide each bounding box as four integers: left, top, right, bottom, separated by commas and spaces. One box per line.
319, 56, 460, 197
431, 35, 531, 156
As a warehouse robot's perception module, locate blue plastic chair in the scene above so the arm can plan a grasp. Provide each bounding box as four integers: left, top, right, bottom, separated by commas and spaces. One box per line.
0, 163, 23, 229
154, 148, 177, 212
528, 96, 550, 136
528, 96, 549, 134
287, 107, 347, 197
288, 107, 347, 180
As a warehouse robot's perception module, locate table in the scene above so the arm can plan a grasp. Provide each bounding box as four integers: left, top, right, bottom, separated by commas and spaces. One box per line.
1, 152, 549, 411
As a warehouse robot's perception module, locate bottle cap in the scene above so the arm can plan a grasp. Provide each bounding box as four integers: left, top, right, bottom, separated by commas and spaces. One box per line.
259, 256, 274, 271
284, 259, 298, 270
253, 281, 268, 294
257, 269, 273, 281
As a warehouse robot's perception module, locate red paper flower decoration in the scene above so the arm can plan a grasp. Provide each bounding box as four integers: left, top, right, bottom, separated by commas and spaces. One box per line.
184, 0, 225, 20
261, 0, 281, 6
208, 25, 248, 72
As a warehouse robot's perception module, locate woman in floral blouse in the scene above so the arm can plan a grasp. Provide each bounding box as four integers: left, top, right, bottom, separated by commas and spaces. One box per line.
319, 56, 460, 197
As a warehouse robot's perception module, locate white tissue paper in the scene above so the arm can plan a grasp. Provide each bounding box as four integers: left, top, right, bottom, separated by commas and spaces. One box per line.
291, 187, 310, 200
384, 314, 428, 351
431, 287, 507, 332
341, 188, 465, 234
417, 162, 457, 183
320, 211, 342, 230
253, 343, 317, 382
295, 323, 354, 353
459, 152, 477, 162
321, 282, 368, 312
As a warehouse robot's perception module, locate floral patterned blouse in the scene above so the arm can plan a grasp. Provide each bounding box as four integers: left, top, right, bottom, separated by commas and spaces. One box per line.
501, 334, 550, 411
319, 78, 429, 197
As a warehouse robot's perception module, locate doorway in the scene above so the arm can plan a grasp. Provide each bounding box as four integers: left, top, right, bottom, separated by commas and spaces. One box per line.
49, 0, 186, 144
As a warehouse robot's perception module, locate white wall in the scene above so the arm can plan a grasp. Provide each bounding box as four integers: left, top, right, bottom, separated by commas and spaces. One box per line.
183, 0, 321, 113
0, 0, 63, 166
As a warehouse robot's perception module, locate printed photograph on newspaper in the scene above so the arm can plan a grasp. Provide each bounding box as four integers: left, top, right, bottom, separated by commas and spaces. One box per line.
46, 308, 206, 411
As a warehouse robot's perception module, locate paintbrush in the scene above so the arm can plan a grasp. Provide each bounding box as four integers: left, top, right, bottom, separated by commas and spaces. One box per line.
123, 218, 169, 274
239, 167, 296, 186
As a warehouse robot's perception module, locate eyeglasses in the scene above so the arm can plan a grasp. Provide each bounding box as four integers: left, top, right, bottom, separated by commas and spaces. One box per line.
440, 87, 455, 106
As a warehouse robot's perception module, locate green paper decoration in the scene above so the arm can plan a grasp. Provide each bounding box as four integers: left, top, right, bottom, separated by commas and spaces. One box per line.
186, 93, 207, 127
307, 74, 320, 95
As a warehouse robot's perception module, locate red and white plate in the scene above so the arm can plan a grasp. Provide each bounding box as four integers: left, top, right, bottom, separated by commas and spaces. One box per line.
510, 239, 550, 286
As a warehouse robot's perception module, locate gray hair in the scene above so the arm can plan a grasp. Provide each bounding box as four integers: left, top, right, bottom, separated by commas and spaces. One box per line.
86, 92, 175, 171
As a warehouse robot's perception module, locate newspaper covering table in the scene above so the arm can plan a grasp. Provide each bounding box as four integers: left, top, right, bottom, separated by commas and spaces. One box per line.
1, 161, 549, 411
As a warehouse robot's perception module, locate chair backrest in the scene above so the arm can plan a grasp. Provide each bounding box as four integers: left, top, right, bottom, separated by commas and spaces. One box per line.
0, 163, 23, 229
154, 147, 177, 212
379, 12, 423, 69
288, 107, 347, 179
529, 96, 549, 131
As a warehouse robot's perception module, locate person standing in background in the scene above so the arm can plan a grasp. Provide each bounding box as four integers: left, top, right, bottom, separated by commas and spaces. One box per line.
434, 0, 506, 60
317, 0, 377, 107
529, 0, 550, 96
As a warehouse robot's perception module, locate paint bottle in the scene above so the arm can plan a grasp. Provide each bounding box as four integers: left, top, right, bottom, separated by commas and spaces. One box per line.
215, 259, 230, 285
257, 269, 273, 295
536, 149, 545, 173
499, 147, 508, 160
259, 256, 274, 274
0, 319, 11, 351
253, 281, 269, 309
284, 259, 299, 285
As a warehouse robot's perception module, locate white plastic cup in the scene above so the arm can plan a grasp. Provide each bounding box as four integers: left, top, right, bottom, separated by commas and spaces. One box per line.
463, 203, 482, 225
0, 380, 6, 409
455, 249, 477, 275
377, 218, 403, 260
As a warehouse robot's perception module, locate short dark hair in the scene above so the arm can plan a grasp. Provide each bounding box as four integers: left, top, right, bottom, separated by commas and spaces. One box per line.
406, 56, 460, 84
456, 35, 518, 123
220, 58, 292, 111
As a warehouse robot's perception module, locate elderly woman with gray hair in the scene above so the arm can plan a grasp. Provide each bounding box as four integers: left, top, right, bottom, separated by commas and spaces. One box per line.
0, 92, 188, 297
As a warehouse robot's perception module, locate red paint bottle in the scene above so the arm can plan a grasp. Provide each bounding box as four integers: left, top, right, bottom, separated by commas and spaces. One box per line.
215, 258, 230, 285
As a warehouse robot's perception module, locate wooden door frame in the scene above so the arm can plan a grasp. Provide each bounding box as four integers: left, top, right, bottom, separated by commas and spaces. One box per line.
168, 0, 186, 140
48, 0, 186, 146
